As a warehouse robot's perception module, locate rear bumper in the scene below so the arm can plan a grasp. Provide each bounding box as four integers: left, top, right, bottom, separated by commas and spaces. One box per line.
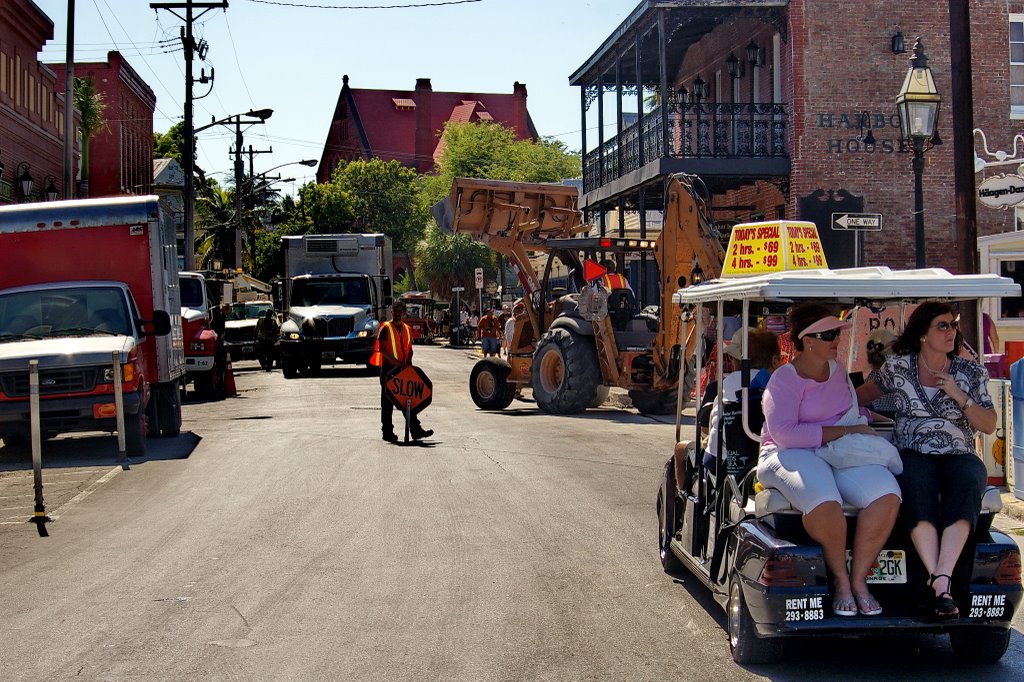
185, 355, 215, 373
0, 391, 142, 435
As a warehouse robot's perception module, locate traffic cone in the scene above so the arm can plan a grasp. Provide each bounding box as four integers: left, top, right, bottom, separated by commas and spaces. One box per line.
224, 353, 237, 397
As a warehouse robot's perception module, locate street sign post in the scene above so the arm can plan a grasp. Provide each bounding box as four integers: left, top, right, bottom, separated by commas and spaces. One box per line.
831, 213, 882, 231
452, 286, 464, 333
475, 267, 484, 313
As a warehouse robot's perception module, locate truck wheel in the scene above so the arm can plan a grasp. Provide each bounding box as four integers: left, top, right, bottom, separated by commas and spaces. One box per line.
469, 358, 516, 410
531, 328, 600, 414
194, 371, 216, 399
125, 401, 147, 458
282, 359, 299, 379
728, 574, 782, 664
949, 626, 1011, 663
629, 389, 678, 415
657, 462, 683, 573
157, 383, 181, 437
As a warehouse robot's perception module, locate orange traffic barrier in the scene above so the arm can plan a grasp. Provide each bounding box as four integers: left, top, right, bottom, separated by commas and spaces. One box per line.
224, 353, 237, 397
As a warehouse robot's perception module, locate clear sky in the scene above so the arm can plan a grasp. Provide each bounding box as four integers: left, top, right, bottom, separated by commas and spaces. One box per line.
33, 0, 635, 194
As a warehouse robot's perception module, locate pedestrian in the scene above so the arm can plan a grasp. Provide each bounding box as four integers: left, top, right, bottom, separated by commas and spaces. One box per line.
369, 300, 433, 443
210, 302, 228, 397
255, 308, 280, 372
468, 308, 479, 344
478, 307, 502, 357
504, 300, 526, 355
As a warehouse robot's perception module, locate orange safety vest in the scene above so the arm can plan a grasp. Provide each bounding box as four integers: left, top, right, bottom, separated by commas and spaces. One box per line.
369, 320, 412, 367
602, 272, 630, 290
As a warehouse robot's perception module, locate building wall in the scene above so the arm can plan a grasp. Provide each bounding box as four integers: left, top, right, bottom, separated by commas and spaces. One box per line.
54, 51, 156, 198
790, 0, 1018, 270
0, 0, 76, 203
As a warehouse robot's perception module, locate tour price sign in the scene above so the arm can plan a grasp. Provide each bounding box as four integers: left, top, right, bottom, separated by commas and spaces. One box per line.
721, 220, 827, 277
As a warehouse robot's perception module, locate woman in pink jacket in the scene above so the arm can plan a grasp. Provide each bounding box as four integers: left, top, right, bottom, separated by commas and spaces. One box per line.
757, 302, 901, 617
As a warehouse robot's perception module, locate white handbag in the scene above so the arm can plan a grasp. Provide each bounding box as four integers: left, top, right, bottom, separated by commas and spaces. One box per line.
815, 377, 903, 474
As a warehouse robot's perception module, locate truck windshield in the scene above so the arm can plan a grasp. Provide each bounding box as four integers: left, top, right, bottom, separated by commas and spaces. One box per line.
180, 277, 205, 308
0, 286, 131, 340
227, 302, 274, 321
291, 278, 369, 307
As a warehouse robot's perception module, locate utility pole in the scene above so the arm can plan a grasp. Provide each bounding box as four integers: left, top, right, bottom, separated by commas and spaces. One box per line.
150, 1, 228, 269
949, 3, 979, 346
232, 122, 244, 271
62, 0, 75, 199
245, 145, 273, 177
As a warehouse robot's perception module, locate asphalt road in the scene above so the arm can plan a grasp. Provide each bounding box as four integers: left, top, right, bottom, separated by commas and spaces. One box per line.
0, 344, 1022, 680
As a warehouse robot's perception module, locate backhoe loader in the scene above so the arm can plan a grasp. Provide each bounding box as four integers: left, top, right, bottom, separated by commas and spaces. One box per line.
431, 174, 724, 414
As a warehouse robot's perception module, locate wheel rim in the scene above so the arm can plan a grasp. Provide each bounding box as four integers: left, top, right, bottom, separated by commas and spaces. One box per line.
475, 370, 497, 400
538, 349, 564, 393
728, 581, 741, 650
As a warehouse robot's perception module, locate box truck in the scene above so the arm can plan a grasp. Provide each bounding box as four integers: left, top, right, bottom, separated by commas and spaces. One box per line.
0, 196, 184, 456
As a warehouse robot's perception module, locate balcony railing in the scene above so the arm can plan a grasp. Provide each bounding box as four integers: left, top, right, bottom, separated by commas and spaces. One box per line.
583, 102, 788, 194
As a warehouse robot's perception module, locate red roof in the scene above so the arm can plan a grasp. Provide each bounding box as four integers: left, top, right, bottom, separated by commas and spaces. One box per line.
318, 77, 537, 178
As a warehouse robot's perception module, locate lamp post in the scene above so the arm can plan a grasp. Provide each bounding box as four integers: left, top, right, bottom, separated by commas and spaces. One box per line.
193, 109, 273, 270
43, 175, 59, 202
16, 162, 34, 202
896, 38, 942, 269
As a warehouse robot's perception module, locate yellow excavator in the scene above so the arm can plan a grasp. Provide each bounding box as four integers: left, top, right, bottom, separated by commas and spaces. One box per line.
430, 174, 725, 414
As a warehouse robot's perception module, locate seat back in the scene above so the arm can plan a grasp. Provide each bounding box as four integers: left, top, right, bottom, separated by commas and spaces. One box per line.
716, 388, 765, 479
606, 289, 635, 331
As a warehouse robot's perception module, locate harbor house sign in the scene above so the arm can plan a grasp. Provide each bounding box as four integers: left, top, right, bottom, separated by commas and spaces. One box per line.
977, 174, 1024, 209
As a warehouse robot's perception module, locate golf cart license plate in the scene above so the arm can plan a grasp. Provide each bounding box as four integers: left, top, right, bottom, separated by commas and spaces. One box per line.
845, 549, 907, 584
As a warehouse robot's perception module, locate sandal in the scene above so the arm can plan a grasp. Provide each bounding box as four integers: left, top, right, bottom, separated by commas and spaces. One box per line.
929, 574, 959, 619
832, 594, 857, 617
854, 592, 883, 616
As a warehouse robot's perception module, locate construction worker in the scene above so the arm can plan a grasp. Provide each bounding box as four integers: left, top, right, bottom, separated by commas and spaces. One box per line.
369, 300, 433, 443
255, 308, 280, 372
601, 259, 632, 291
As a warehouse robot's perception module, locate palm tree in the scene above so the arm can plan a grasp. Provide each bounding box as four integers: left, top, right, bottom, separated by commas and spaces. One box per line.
194, 180, 235, 269
73, 77, 108, 196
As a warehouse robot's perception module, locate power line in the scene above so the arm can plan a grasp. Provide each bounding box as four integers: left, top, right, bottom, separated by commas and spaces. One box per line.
243, 0, 483, 8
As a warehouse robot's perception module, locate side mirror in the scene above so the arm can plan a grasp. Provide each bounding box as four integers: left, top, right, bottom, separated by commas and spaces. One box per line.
382, 277, 393, 306
142, 310, 173, 337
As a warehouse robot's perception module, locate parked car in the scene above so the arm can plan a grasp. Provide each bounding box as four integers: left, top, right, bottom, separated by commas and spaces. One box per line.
223, 300, 275, 360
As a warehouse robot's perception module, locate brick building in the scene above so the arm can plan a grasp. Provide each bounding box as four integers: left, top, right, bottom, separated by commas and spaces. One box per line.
571, 1, 1023, 299
317, 75, 537, 180
52, 51, 156, 198
0, 0, 78, 203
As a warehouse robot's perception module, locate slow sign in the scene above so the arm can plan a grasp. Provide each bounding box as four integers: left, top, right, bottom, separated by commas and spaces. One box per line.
385, 364, 433, 414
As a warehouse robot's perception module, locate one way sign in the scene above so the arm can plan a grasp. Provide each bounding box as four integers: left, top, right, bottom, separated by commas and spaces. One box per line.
831, 212, 882, 231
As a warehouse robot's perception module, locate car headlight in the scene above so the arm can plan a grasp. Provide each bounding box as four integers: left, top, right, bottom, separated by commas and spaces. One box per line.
288, 332, 301, 340
102, 364, 134, 383
357, 330, 373, 338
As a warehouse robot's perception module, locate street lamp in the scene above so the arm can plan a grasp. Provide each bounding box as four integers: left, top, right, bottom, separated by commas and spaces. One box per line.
896, 38, 942, 268
43, 175, 59, 202
191, 109, 274, 270
16, 162, 34, 202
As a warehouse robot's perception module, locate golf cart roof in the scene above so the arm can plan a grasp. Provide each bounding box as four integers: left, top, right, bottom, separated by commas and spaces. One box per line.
672, 266, 1020, 305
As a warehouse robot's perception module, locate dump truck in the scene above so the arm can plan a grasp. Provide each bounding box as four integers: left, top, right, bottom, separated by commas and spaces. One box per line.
0, 196, 184, 456
431, 174, 725, 414
278, 233, 393, 377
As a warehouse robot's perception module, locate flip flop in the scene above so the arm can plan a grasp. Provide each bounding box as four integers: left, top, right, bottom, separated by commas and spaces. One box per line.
833, 594, 857, 617
854, 592, 883, 616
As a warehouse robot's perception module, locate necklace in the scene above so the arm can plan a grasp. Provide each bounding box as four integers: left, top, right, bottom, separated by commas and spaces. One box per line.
919, 353, 948, 376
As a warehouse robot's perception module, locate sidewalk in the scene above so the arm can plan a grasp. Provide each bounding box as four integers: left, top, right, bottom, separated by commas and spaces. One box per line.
1001, 491, 1024, 522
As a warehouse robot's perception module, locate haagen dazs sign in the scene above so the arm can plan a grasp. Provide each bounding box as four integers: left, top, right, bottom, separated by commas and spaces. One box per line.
977, 174, 1024, 209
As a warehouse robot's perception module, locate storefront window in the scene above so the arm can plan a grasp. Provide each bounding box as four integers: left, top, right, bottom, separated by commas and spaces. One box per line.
999, 260, 1024, 318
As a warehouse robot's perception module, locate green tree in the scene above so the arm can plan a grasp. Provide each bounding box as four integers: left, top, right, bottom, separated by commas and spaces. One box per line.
332, 159, 428, 254
73, 77, 108, 190
416, 121, 581, 296
153, 121, 186, 164
300, 180, 358, 234
193, 179, 234, 270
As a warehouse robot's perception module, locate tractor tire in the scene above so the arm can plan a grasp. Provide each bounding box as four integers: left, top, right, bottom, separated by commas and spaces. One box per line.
629, 389, 678, 415
531, 327, 601, 414
469, 358, 516, 410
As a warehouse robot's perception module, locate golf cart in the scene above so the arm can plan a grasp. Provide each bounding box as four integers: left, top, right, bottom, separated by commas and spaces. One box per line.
657, 260, 1023, 664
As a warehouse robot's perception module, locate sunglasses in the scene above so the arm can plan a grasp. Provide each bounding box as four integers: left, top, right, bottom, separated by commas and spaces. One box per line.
807, 329, 842, 341
931, 320, 959, 332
